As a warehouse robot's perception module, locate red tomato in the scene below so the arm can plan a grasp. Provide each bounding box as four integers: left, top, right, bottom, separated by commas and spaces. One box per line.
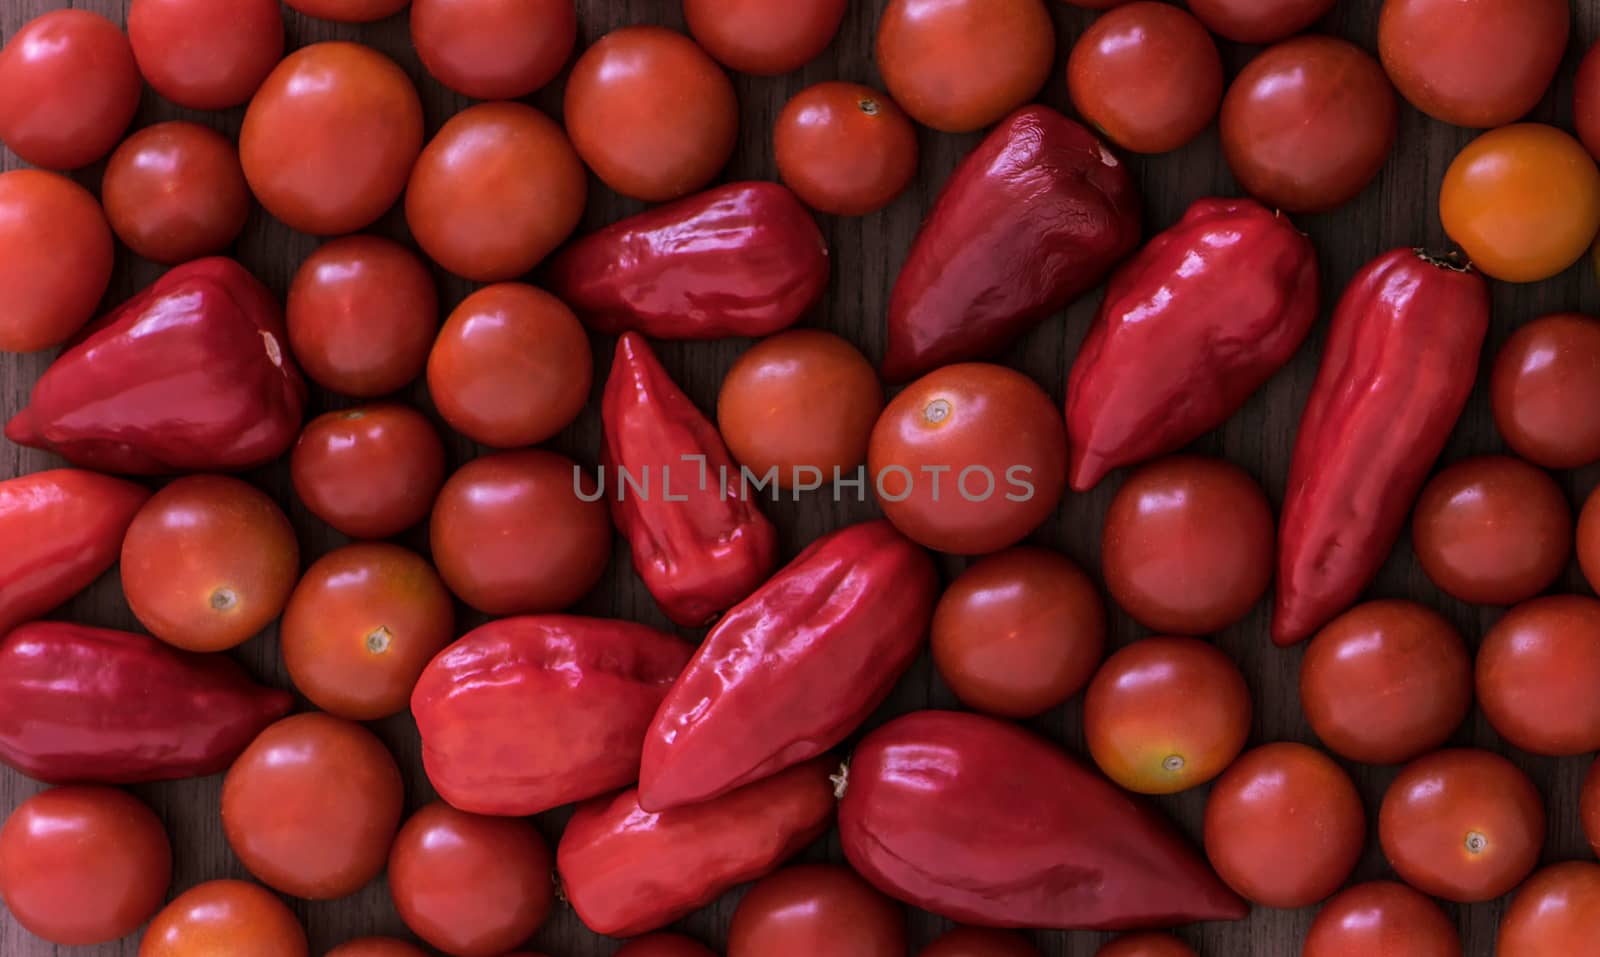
101, 121, 252, 266
728, 865, 905, 957
1303, 881, 1460, 957
283, 0, 410, 21
1378, 748, 1545, 903
866, 363, 1068, 555
1185, 0, 1336, 43
426, 283, 593, 448
1476, 595, 1600, 757
1220, 36, 1397, 214
1203, 742, 1365, 909
773, 82, 919, 216
240, 42, 424, 236
1584, 757, 1600, 860
1095, 936, 1197, 957
0, 169, 113, 353
615, 935, 717, 957
685, 0, 847, 75
140, 879, 308, 957
919, 928, 1040, 957
290, 404, 446, 540
1578, 42, 1600, 162
411, 0, 575, 99
1491, 313, 1600, 469
406, 102, 587, 282
1497, 862, 1600, 957
1584, 488, 1600, 594
0, 10, 140, 170
326, 941, 430, 957
564, 26, 739, 202
128, 0, 284, 110
0, 786, 170, 946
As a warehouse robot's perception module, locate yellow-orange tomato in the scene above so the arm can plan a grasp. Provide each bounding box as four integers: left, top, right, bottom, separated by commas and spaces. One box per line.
139, 879, 308, 957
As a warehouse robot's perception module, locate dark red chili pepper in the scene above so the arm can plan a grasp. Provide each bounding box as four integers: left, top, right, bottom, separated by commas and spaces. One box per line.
838, 710, 1249, 929
602, 332, 779, 627
882, 105, 1142, 383
1065, 198, 1320, 490
0, 621, 292, 784
5, 257, 307, 474
639, 519, 938, 812
545, 181, 830, 340
1274, 248, 1490, 646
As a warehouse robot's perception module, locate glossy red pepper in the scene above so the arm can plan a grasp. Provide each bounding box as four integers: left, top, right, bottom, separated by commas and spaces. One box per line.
558, 756, 836, 937
882, 105, 1142, 383
839, 710, 1248, 929
545, 181, 830, 340
0, 621, 292, 784
639, 519, 938, 811
1065, 198, 1320, 490
1274, 249, 1490, 646
602, 333, 779, 627
5, 257, 307, 474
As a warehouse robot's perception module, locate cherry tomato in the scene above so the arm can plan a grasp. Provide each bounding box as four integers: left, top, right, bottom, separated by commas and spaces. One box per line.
430, 450, 612, 616
866, 363, 1068, 555
1582, 487, 1600, 595
1066, 3, 1223, 154
406, 102, 586, 282
1203, 742, 1365, 909
919, 928, 1040, 957
426, 283, 592, 448
283, 0, 410, 21
564, 26, 739, 202
1439, 124, 1600, 283
1094, 936, 1197, 957
326, 941, 430, 957
728, 864, 905, 957
121, 476, 299, 653
1491, 313, 1600, 469
1100, 456, 1274, 635
615, 935, 717, 957
128, 0, 284, 110
0, 10, 140, 170
411, 0, 575, 99
388, 802, 554, 957
101, 121, 252, 266
1220, 36, 1397, 214
1584, 757, 1600, 860
240, 42, 424, 236
718, 329, 884, 487
290, 404, 446, 540
1184, 0, 1335, 43
773, 82, 919, 216
875, 0, 1054, 134
685, 0, 847, 75
1578, 43, 1600, 162
0, 169, 113, 353
1476, 595, 1600, 757
0, 786, 170, 946
286, 236, 439, 397
1303, 881, 1460, 957
140, 879, 308, 957
1498, 862, 1600, 957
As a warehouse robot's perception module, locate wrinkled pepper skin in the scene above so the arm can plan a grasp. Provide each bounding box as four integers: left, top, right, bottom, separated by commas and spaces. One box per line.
546, 181, 830, 340
411, 615, 693, 816
839, 710, 1249, 930
5, 257, 307, 474
558, 756, 836, 937
639, 519, 938, 812
882, 105, 1142, 383
1065, 198, 1320, 490
0, 622, 292, 784
1273, 249, 1490, 646
0, 469, 150, 638
602, 333, 779, 627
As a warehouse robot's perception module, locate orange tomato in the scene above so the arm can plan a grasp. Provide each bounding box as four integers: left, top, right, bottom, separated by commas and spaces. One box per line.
139, 879, 308, 957
774, 82, 919, 216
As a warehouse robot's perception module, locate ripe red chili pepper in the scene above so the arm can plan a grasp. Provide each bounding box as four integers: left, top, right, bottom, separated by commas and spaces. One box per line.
411, 615, 693, 816
839, 710, 1249, 929
602, 332, 779, 626
0, 621, 292, 784
882, 105, 1142, 383
1274, 248, 1490, 646
1065, 198, 1320, 490
639, 519, 938, 812
5, 257, 307, 474
545, 181, 830, 340
558, 756, 836, 937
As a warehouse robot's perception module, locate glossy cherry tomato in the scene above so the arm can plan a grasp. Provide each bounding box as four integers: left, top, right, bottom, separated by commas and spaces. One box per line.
919, 928, 1040, 957
406, 102, 586, 282
1584, 757, 1600, 859
389, 802, 554, 957
0, 10, 140, 170
240, 42, 424, 236
411, 0, 575, 99
326, 940, 430, 957
1439, 124, 1600, 283
1498, 862, 1600, 957
290, 404, 446, 540
615, 935, 717, 957
0, 786, 170, 946
0, 169, 113, 353
430, 450, 611, 616
1578, 43, 1600, 162
128, 0, 284, 110
774, 82, 919, 216
1203, 742, 1365, 909
140, 880, 307, 957
1100, 456, 1274, 635
286, 236, 439, 397
685, 0, 847, 75
1476, 595, 1600, 757
1220, 36, 1397, 214
1303, 881, 1460, 957
1094, 936, 1197, 957
564, 26, 739, 202
866, 363, 1068, 555
875, 0, 1054, 134
121, 476, 300, 653
728, 865, 905, 957
1066, 3, 1223, 154
1185, 0, 1335, 43
1491, 313, 1600, 469
101, 121, 252, 266
426, 283, 592, 448
284, 0, 410, 21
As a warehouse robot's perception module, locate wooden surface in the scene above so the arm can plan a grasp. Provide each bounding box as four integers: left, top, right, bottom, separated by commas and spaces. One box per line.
2, 1, 1598, 955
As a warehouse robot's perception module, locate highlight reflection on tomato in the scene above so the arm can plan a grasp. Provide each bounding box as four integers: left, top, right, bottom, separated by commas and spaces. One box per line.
773, 82, 919, 216
1491, 313, 1600, 469
0, 9, 141, 170
1495, 862, 1600, 957
1303, 881, 1460, 957
727, 864, 905, 957
128, 0, 284, 110
139, 879, 308, 957
291, 404, 446, 540
101, 121, 252, 266
0, 169, 114, 353
1476, 595, 1600, 757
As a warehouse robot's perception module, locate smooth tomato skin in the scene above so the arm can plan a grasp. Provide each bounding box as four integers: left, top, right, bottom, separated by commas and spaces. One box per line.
728, 865, 905, 957
1498, 863, 1600, 957
411, 0, 575, 99
1094, 935, 1197, 957
290, 404, 446, 540
685, 0, 847, 75
1476, 595, 1600, 757
1491, 313, 1600, 469
1184, 0, 1335, 43
1578, 42, 1600, 162
283, 0, 410, 21
101, 121, 252, 266
919, 927, 1040, 957
128, 0, 284, 110
0, 169, 113, 353
1584, 757, 1600, 860
139, 879, 308, 957
325, 940, 431, 957
1585, 489, 1600, 608
1304, 881, 1460, 957
0, 786, 171, 946
773, 82, 919, 216
0, 10, 140, 170
615, 935, 717, 957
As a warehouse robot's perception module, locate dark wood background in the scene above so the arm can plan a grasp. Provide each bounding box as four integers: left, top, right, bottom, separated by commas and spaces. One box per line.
3, 0, 1597, 955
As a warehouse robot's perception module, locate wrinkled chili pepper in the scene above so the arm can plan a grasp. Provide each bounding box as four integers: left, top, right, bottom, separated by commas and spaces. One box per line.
5, 257, 307, 474
1273, 248, 1490, 646
639, 519, 938, 812
1065, 198, 1320, 490
882, 105, 1142, 383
